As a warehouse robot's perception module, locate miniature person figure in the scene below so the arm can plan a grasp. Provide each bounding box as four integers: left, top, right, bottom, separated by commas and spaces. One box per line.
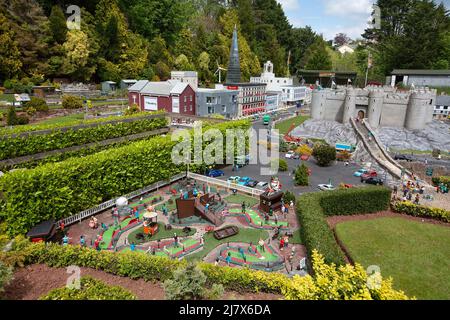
93, 216, 98, 229
130, 242, 136, 251
284, 235, 289, 249
89, 217, 96, 229
414, 194, 420, 205
274, 213, 278, 226
80, 235, 86, 247
269, 208, 273, 216
226, 252, 232, 266
134, 209, 140, 221
62, 234, 70, 246
60, 221, 65, 233
258, 238, 265, 252
241, 201, 246, 214
162, 204, 168, 216
101, 222, 108, 231
174, 233, 179, 247
215, 258, 220, 266
290, 200, 294, 208
279, 237, 285, 251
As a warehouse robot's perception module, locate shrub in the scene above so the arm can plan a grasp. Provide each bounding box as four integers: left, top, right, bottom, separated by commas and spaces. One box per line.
274, 159, 288, 172
392, 201, 450, 223
23, 97, 49, 112
296, 187, 391, 266
6, 107, 17, 126
296, 144, 312, 156
312, 144, 336, 167
0, 114, 168, 160
2, 241, 409, 300
40, 276, 136, 300
164, 262, 224, 300
432, 176, 450, 188
283, 191, 296, 204
124, 104, 141, 116
295, 163, 309, 186
15, 115, 30, 125
62, 95, 83, 109
0, 261, 13, 293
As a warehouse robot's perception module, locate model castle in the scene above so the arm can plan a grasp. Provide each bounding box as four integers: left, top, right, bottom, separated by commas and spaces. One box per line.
311, 86, 437, 130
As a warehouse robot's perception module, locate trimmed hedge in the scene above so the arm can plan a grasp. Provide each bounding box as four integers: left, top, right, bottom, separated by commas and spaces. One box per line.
392, 201, 450, 223
40, 276, 136, 300
1, 240, 409, 300
0, 114, 168, 160
296, 187, 392, 266
0, 120, 251, 236
432, 176, 450, 188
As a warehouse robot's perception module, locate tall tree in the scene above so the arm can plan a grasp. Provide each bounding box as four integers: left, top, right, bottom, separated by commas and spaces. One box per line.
48, 5, 67, 44
302, 38, 332, 70
0, 12, 22, 81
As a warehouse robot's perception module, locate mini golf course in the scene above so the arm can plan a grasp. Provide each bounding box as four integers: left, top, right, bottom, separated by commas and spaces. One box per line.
226, 208, 289, 229
219, 244, 284, 271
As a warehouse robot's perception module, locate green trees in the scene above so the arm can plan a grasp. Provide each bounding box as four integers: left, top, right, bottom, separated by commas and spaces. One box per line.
302, 38, 332, 70
295, 163, 310, 186
62, 95, 83, 109
0, 13, 22, 81
0, 261, 13, 294
312, 144, 336, 167
48, 5, 67, 44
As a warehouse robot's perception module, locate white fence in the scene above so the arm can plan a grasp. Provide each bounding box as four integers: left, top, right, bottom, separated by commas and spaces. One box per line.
187, 172, 264, 197
57, 172, 187, 227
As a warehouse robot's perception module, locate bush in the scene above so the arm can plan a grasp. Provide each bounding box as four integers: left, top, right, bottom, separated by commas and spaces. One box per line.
312, 144, 336, 167
0, 261, 13, 293
2, 240, 409, 300
164, 262, 224, 300
0, 114, 168, 160
432, 176, 450, 188
273, 159, 288, 172
124, 104, 141, 116
0, 120, 251, 236
25, 106, 37, 117
6, 107, 17, 126
296, 144, 312, 156
295, 163, 309, 186
296, 187, 391, 266
392, 201, 450, 223
62, 95, 83, 109
15, 115, 30, 125
40, 276, 136, 300
283, 191, 296, 204
23, 97, 49, 112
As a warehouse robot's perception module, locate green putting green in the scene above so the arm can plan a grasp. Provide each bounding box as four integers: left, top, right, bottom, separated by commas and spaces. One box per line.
228, 208, 288, 227
226, 247, 280, 262
224, 194, 259, 207
128, 223, 196, 244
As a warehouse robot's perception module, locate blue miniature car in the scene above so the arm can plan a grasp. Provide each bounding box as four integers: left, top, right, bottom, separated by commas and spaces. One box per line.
237, 177, 251, 186
207, 169, 225, 177
353, 168, 368, 177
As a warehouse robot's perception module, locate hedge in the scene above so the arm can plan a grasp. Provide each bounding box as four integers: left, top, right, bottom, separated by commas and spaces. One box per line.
0, 114, 168, 160
296, 187, 392, 266
1, 239, 409, 300
0, 111, 164, 136
0, 120, 251, 236
432, 176, 450, 188
40, 276, 136, 300
392, 201, 450, 223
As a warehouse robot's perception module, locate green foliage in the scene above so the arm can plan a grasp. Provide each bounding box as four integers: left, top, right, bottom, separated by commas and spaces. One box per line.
6, 107, 17, 126
164, 262, 224, 300
2, 240, 409, 300
0, 120, 250, 236
296, 187, 391, 265
273, 158, 288, 172
124, 104, 141, 116
0, 115, 168, 160
48, 5, 67, 44
62, 95, 83, 109
432, 176, 450, 188
283, 191, 296, 204
0, 260, 13, 293
312, 144, 336, 167
23, 97, 49, 112
392, 201, 450, 223
294, 163, 309, 186
40, 276, 136, 300
302, 38, 332, 70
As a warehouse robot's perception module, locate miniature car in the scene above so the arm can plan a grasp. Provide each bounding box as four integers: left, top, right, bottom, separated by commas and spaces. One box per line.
237, 177, 251, 186
227, 176, 240, 183
206, 169, 225, 177
285, 151, 296, 159
363, 177, 384, 185
246, 180, 259, 188
361, 170, 378, 181
353, 168, 368, 177
318, 184, 336, 191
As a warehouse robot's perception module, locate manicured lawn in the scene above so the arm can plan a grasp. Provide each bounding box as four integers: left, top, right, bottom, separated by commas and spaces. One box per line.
224, 194, 259, 207
275, 115, 309, 135
186, 227, 269, 261
336, 217, 450, 300
34, 113, 86, 125
128, 223, 196, 244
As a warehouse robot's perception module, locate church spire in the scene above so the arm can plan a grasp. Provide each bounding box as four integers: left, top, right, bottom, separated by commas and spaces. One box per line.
226, 25, 241, 83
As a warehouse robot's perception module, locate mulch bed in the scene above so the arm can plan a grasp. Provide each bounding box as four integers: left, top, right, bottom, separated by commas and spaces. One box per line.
2, 264, 282, 300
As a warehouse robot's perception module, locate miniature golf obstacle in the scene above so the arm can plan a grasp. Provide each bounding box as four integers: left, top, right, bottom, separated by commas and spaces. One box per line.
116, 196, 132, 217
213, 225, 239, 240
143, 211, 159, 235
259, 190, 284, 214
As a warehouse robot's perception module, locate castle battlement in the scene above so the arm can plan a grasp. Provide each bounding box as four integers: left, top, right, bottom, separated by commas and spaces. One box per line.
311, 86, 436, 130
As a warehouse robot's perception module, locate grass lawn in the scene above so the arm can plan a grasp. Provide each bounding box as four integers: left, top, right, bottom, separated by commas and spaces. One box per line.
0, 94, 14, 103
34, 113, 86, 126
224, 194, 259, 207
336, 217, 450, 300
275, 115, 309, 135
127, 223, 196, 244
155, 196, 178, 212
186, 227, 269, 261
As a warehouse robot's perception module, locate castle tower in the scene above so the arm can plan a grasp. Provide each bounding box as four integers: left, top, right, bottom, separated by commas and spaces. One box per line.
405, 91, 432, 130
342, 88, 356, 124
367, 90, 384, 129
225, 25, 241, 83
311, 90, 327, 120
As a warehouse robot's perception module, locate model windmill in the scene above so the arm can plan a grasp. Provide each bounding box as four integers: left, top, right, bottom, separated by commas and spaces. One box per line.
214, 61, 227, 83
